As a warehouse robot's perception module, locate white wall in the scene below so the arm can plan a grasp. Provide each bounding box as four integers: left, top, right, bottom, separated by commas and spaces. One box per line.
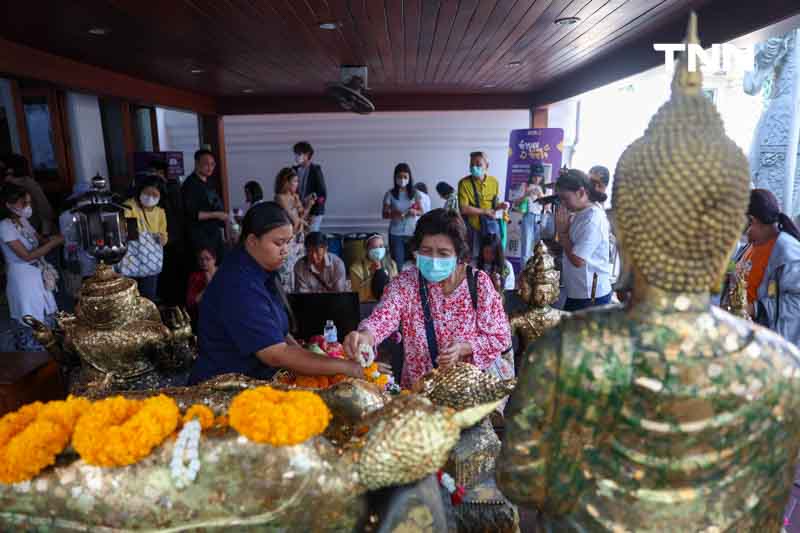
223, 110, 529, 234
157, 107, 200, 178
65, 92, 108, 186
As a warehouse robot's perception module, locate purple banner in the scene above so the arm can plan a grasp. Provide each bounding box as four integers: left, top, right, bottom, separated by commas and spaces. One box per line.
504, 128, 564, 272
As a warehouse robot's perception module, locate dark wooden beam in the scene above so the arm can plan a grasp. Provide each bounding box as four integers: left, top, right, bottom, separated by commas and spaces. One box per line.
0, 37, 216, 115
217, 92, 533, 115
529, 0, 800, 107
532, 108, 548, 128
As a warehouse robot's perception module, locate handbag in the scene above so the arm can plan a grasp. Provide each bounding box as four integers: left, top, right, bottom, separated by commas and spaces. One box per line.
469, 178, 500, 238
118, 232, 164, 278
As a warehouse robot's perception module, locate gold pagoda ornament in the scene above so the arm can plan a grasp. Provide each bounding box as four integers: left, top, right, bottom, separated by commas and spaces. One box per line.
497, 13, 800, 533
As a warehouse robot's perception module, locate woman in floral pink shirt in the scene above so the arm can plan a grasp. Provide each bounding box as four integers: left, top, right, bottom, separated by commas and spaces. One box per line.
344, 209, 512, 388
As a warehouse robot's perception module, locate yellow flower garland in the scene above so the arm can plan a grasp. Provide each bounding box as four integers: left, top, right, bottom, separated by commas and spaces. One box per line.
228, 386, 331, 446
72, 395, 179, 467
0, 396, 91, 483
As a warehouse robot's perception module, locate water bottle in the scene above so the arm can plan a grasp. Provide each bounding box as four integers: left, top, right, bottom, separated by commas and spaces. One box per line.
323, 320, 337, 343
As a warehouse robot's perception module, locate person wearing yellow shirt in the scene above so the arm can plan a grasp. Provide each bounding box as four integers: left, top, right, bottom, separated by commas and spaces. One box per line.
349, 233, 398, 303
122, 176, 168, 301
457, 151, 508, 259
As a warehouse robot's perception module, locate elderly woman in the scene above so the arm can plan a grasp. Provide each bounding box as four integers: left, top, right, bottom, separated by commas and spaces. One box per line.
737, 189, 800, 345
344, 209, 512, 388
349, 233, 398, 303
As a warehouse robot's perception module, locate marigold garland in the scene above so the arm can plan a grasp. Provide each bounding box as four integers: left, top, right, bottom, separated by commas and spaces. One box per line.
183, 404, 215, 430
72, 395, 179, 467
0, 396, 91, 484
228, 386, 331, 446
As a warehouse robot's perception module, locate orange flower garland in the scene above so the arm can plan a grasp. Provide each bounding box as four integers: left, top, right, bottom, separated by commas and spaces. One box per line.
228, 386, 331, 446
72, 395, 179, 467
0, 396, 91, 483
363, 363, 389, 388
182, 404, 215, 430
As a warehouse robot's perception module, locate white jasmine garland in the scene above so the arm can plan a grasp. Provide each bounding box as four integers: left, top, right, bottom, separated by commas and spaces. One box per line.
170, 419, 202, 490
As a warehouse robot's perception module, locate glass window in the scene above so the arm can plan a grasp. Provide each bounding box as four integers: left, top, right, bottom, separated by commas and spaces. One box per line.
23, 100, 57, 172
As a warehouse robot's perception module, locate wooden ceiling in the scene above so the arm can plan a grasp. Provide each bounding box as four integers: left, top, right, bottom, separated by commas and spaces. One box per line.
1, 0, 800, 113
0, 0, 709, 96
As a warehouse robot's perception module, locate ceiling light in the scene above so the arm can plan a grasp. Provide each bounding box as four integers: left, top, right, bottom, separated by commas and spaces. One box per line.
319, 22, 339, 30
190, 68, 205, 74
88, 27, 110, 36
242, 89, 255, 94
507, 61, 523, 68
554, 16, 580, 25
483, 84, 497, 88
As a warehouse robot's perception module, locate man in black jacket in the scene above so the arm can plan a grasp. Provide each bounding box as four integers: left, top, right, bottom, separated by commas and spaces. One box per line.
292, 141, 327, 231
182, 149, 228, 265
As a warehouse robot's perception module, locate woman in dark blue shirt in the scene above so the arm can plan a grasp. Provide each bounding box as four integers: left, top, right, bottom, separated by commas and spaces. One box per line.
189, 202, 362, 385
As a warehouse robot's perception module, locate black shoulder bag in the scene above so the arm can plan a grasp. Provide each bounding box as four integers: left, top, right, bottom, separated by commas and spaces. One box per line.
469, 178, 500, 238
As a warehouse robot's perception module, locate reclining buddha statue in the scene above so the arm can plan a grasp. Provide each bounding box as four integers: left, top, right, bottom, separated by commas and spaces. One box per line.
497, 13, 800, 532
0, 372, 501, 532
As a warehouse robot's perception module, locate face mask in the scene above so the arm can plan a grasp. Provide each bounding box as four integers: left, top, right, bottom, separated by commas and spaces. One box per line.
470, 166, 484, 178
10, 206, 32, 219
140, 194, 159, 208
417, 254, 457, 283
397, 178, 409, 187
368, 247, 386, 262
295, 154, 305, 165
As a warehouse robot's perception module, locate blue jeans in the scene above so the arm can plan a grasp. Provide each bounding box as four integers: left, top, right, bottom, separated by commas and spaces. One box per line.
135, 275, 159, 302
564, 292, 612, 312
389, 234, 412, 267
520, 213, 541, 265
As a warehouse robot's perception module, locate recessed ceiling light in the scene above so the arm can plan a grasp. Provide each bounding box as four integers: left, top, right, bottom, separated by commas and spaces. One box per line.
554, 16, 580, 25
483, 83, 497, 88
190, 68, 205, 74
319, 21, 339, 30
507, 61, 523, 68
88, 27, 110, 36
242, 89, 255, 94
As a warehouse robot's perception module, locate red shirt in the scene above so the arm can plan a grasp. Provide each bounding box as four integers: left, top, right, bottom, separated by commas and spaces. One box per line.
186, 271, 210, 318
359, 267, 511, 388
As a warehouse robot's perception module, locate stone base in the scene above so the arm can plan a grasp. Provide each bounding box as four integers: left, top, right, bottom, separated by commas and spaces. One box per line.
440, 477, 520, 533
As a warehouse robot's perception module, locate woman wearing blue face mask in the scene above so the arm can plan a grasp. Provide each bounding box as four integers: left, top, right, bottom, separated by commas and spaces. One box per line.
344, 209, 512, 388
349, 233, 398, 303
383, 163, 422, 268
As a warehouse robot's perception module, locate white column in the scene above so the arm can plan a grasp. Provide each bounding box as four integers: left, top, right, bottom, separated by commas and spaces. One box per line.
65, 93, 108, 186
783, 29, 800, 217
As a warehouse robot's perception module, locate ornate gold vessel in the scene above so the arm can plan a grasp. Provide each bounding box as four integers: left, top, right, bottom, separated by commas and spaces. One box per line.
25, 264, 195, 394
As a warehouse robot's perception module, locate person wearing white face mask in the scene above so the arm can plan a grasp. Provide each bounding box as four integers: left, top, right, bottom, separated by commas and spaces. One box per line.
121, 177, 168, 301
0, 183, 64, 351
345, 209, 512, 389
292, 141, 326, 232
383, 163, 422, 267
349, 233, 398, 303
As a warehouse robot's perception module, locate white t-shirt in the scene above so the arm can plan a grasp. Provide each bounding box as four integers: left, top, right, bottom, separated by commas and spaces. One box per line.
503, 259, 516, 290
562, 204, 611, 300
416, 190, 432, 214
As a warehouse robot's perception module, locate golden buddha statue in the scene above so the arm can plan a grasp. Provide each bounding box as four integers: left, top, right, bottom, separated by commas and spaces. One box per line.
496, 13, 800, 532
24, 263, 195, 394
0, 374, 499, 532
509, 241, 569, 350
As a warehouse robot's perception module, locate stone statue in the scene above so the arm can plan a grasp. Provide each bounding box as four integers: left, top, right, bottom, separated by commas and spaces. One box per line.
24, 264, 196, 394
497, 14, 800, 532
745, 31, 799, 215
509, 241, 569, 350
0, 375, 499, 532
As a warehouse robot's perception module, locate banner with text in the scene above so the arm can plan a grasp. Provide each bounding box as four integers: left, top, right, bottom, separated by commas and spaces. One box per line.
504, 128, 564, 272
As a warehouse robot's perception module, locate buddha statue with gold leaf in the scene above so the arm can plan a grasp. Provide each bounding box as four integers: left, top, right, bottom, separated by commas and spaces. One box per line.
497, 13, 800, 532
509, 241, 569, 351
0, 371, 499, 532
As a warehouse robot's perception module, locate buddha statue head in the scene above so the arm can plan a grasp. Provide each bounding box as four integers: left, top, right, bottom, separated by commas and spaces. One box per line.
519, 241, 560, 308
613, 13, 750, 297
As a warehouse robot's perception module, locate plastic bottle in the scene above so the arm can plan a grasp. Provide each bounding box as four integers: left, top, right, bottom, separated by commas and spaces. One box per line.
323, 320, 337, 343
